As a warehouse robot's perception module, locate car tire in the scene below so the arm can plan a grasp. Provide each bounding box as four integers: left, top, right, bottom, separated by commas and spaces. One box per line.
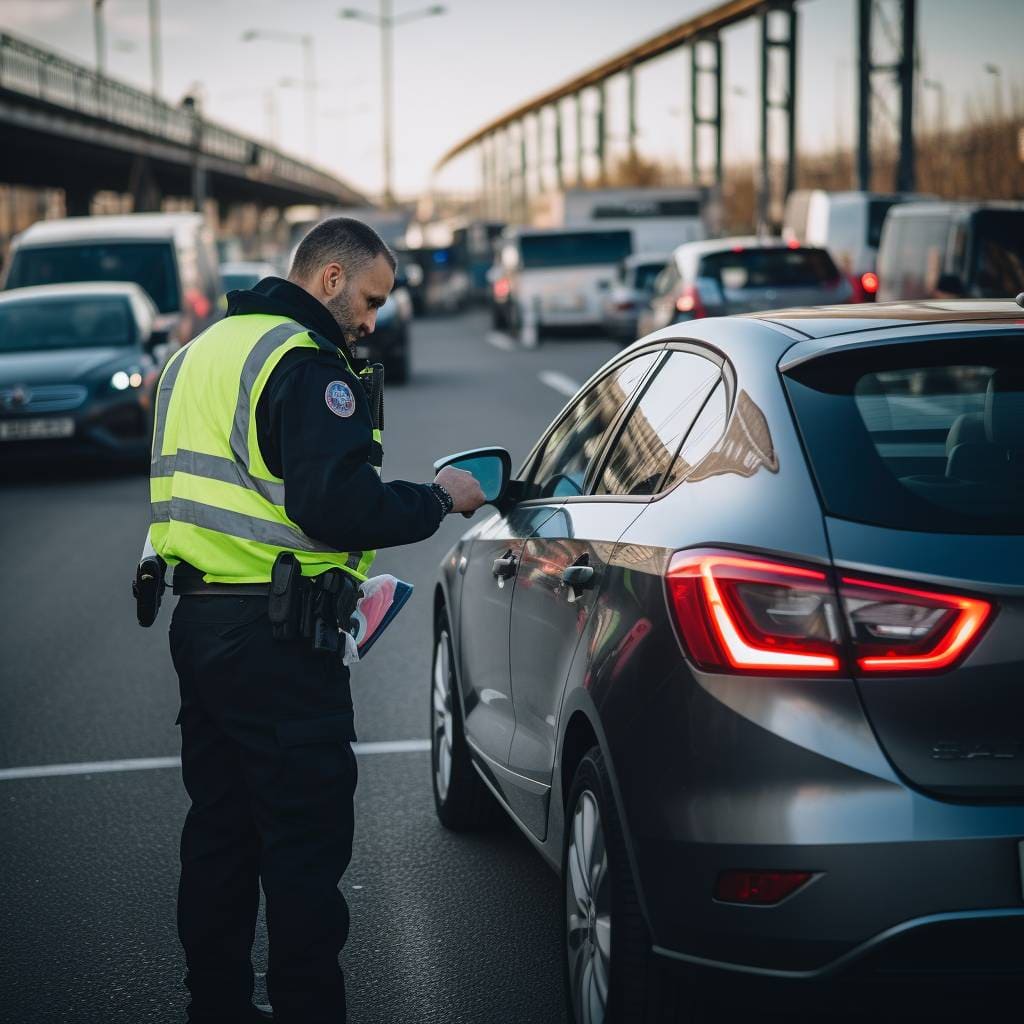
431, 609, 497, 831
563, 747, 696, 1023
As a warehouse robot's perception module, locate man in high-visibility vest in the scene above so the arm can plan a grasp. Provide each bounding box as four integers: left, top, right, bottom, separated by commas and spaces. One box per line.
151, 217, 484, 1024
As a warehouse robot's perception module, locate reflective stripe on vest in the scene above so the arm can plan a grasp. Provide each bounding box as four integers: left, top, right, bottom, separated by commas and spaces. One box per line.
149, 316, 377, 583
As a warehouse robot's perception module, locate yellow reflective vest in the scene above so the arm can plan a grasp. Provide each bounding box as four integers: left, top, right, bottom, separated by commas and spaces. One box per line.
149, 314, 381, 584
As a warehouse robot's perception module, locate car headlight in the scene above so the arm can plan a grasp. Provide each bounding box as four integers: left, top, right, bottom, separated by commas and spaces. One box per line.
110, 369, 144, 391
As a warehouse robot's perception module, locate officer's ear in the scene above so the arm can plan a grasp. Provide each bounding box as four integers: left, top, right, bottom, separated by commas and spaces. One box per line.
322, 261, 347, 299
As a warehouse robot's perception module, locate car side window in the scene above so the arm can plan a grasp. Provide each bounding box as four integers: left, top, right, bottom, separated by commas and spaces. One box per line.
529, 351, 660, 499
664, 378, 729, 486
598, 350, 721, 496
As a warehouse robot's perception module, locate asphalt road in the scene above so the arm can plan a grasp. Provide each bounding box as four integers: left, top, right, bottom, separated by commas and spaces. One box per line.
0, 311, 617, 1024
0, 310, 1008, 1024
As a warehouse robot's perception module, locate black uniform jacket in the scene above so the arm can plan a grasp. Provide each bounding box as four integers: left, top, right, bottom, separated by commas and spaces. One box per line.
225, 277, 444, 552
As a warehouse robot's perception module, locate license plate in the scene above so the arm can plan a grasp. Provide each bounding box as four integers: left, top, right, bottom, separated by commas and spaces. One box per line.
547, 294, 585, 313
0, 417, 75, 441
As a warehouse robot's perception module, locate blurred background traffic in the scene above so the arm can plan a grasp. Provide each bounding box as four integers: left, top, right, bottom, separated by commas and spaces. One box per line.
0, 1, 1021, 455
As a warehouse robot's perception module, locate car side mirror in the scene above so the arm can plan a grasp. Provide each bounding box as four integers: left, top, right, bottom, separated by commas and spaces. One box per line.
935, 273, 965, 296
433, 446, 512, 508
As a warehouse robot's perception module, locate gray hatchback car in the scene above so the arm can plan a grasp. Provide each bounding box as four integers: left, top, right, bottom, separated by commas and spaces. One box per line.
431, 300, 1024, 1022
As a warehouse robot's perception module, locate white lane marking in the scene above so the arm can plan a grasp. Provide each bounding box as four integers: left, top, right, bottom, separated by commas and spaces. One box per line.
486, 330, 516, 351
539, 370, 581, 398
0, 739, 431, 782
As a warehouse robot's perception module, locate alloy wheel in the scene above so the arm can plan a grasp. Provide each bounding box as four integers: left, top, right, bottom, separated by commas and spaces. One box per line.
432, 630, 454, 803
566, 789, 611, 1024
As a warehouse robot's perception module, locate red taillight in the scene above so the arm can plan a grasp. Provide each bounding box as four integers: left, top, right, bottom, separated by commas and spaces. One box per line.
666, 549, 994, 676
839, 577, 992, 673
675, 284, 706, 318
666, 551, 843, 674
613, 300, 636, 312
186, 288, 211, 319
493, 277, 511, 300
715, 870, 813, 905
786, 238, 801, 250
860, 271, 879, 295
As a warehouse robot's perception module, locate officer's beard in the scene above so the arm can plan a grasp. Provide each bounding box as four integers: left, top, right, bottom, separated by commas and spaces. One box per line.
325, 284, 361, 358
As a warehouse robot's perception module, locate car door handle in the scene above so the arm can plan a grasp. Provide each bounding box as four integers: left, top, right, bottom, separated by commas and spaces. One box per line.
561, 564, 595, 593
492, 551, 517, 580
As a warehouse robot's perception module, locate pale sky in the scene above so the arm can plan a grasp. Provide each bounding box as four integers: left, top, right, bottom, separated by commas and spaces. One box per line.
1, 0, 1021, 200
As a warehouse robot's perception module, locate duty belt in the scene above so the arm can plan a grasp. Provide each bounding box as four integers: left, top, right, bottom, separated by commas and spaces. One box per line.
172, 563, 269, 596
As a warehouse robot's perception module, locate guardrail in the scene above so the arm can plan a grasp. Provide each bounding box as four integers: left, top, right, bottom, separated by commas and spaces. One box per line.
0, 31, 361, 201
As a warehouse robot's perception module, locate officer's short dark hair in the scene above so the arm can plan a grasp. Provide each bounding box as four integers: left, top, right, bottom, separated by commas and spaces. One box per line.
289, 217, 396, 281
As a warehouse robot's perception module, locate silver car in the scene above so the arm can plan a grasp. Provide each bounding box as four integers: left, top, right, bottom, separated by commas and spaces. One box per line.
639, 236, 854, 337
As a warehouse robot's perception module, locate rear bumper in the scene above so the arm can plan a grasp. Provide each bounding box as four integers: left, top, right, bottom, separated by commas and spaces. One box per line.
637, 830, 1024, 976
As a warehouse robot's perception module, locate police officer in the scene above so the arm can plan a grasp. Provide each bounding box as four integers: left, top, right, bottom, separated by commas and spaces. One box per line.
149, 217, 485, 1024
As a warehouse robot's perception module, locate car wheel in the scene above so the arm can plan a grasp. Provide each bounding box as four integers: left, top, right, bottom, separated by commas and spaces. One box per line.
431, 610, 497, 831
564, 747, 696, 1023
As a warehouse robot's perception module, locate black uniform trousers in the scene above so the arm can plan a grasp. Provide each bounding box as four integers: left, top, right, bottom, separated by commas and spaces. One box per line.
170, 594, 358, 1024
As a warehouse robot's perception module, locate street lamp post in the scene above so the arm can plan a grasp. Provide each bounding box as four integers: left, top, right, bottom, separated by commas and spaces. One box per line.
984, 63, 1003, 122
149, 0, 163, 97
241, 29, 317, 159
93, 0, 107, 76
339, 2, 446, 207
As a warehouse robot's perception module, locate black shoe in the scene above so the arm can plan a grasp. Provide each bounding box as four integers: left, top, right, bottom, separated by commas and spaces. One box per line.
187, 1007, 272, 1023
250, 1008, 273, 1022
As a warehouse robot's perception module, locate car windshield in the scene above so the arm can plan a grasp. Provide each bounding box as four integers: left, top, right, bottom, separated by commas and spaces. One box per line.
520, 231, 632, 269
0, 296, 135, 354
784, 336, 1024, 534
698, 247, 840, 289
7, 242, 180, 313
970, 211, 1024, 296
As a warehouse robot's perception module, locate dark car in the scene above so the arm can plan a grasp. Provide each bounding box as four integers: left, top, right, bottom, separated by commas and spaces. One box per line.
353, 282, 413, 384
0, 282, 167, 465
430, 300, 1024, 1021
638, 236, 854, 337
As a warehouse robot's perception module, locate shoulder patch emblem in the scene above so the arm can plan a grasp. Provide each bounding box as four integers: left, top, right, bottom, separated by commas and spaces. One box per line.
325, 380, 356, 418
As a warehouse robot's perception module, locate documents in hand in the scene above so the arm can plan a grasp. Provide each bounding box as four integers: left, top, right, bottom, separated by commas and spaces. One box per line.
342, 574, 414, 665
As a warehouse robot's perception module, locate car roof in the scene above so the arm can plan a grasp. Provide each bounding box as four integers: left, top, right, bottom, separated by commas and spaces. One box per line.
746, 299, 1024, 339
672, 235, 818, 258
14, 213, 205, 246
624, 252, 671, 267
887, 199, 1024, 218
0, 281, 149, 304
506, 224, 634, 239
220, 261, 278, 274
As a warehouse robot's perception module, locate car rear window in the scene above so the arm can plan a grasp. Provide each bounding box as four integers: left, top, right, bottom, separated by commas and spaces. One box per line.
520, 231, 632, 269
633, 262, 667, 292
698, 247, 839, 289
784, 336, 1024, 534
970, 210, 1024, 297
7, 242, 180, 313
0, 296, 135, 353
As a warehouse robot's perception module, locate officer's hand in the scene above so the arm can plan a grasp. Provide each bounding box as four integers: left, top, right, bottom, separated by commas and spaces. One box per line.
434, 466, 486, 514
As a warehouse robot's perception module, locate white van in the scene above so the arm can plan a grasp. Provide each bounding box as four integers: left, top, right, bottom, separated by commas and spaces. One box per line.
783, 190, 931, 300
875, 201, 1024, 302
491, 226, 632, 339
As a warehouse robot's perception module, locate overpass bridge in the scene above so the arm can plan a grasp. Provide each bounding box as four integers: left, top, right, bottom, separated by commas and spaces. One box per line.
0, 31, 367, 218
434, 0, 916, 230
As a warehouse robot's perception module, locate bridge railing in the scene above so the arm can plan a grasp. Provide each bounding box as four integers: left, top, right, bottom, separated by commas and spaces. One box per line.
0, 32, 362, 201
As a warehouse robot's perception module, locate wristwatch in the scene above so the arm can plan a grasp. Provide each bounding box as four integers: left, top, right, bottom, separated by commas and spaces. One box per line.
430, 482, 454, 516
